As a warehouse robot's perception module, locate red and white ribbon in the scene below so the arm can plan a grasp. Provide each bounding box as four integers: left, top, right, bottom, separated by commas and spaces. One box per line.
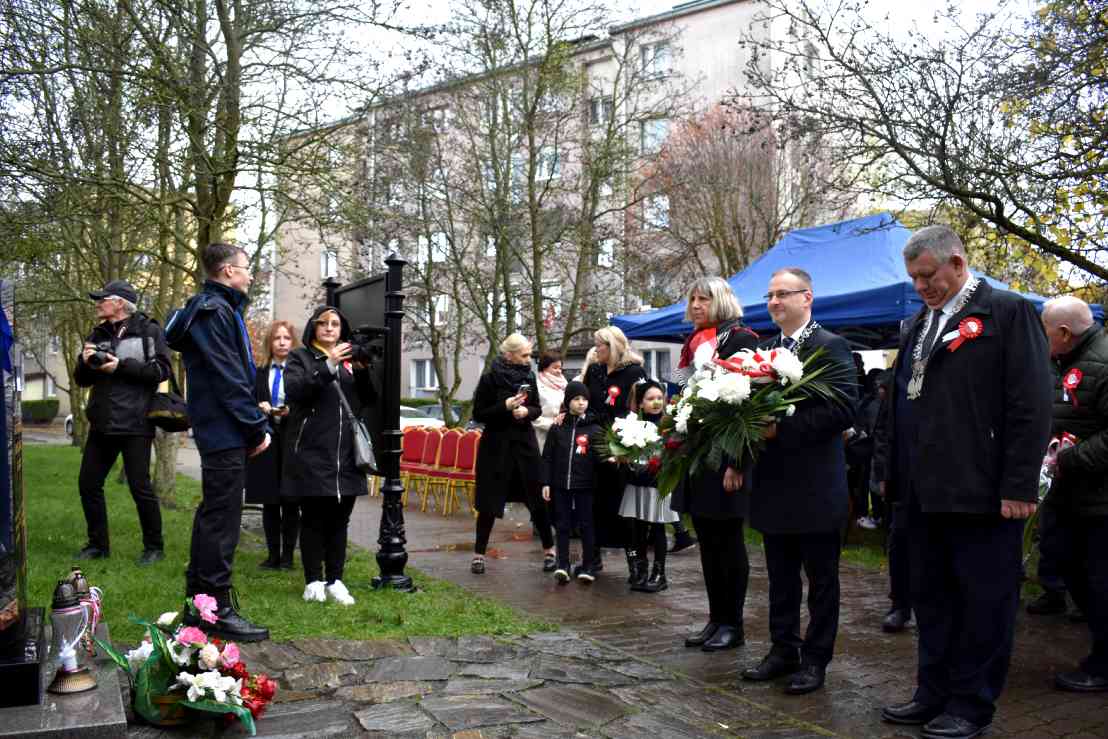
1063, 368, 1083, 408
947, 316, 984, 352
606, 386, 620, 406
575, 434, 589, 455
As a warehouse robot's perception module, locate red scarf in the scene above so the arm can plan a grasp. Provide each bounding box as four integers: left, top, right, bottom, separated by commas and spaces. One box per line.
678, 326, 718, 369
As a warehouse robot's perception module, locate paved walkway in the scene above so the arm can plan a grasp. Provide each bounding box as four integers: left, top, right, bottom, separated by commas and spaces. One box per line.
343, 495, 1108, 739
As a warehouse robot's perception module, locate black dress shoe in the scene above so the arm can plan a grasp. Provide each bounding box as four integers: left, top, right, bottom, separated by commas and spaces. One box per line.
882, 608, 911, 633
921, 713, 990, 739
741, 653, 801, 681
1068, 609, 1087, 623
881, 700, 944, 725
1026, 590, 1066, 615
1055, 669, 1108, 692
258, 556, 281, 570
76, 545, 110, 560
684, 622, 720, 648
784, 664, 825, 695
279, 555, 295, 570
136, 549, 165, 566
185, 606, 269, 643
701, 625, 744, 652
669, 530, 698, 553
542, 554, 557, 572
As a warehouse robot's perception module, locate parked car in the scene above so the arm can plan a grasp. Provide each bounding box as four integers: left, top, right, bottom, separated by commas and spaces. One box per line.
399, 405, 444, 429
421, 404, 464, 423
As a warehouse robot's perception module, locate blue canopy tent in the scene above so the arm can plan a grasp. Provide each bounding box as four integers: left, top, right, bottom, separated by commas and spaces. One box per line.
612, 212, 1097, 348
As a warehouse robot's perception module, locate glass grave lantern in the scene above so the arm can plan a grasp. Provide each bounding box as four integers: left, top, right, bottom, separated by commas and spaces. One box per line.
46, 580, 97, 694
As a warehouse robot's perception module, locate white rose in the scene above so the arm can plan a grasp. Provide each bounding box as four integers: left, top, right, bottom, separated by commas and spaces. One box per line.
156, 611, 179, 628
198, 643, 221, 671
125, 641, 155, 673
717, 372, 752, 404
770, 349, 804, 385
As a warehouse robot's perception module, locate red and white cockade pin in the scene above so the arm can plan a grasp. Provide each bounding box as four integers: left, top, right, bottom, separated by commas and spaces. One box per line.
1062, 368, 1083, 408
575, 434, 589, 454
947, 316, 984, 352
606, 386, 620, 406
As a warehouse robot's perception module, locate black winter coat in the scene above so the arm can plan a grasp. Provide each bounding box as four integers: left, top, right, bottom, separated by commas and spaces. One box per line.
540, 412, 604, 491
873, 281, 1052, 513
246, 363, 285, 505
281, 306, 376, 500
584, 361, 647, 425
670, 320, 760, 520
472, 360, 542, 516
749, 325, 857, 534
74, 313, 170, 436
1048, 326, 1108, 516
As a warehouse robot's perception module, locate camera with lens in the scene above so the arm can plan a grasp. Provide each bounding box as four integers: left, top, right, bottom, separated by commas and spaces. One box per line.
86, 341, 115, 368
349, 327, 385, 366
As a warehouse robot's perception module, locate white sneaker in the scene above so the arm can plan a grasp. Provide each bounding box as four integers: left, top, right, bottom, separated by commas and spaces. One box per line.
326, 580, 356, 606
303, 581, 327, 602
857, 516, 878, 530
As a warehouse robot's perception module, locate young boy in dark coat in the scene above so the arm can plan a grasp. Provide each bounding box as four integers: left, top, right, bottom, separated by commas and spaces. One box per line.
541, 381, 605, 584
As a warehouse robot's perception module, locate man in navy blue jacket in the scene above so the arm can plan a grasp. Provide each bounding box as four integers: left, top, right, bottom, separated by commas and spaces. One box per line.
175, 243, 270, 641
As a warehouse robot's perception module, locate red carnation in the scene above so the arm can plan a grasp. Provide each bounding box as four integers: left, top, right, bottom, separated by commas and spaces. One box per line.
226, 661, 250, 681
664, 437, 683, 450
646, 456, 662, 474
253, 674, 277, 701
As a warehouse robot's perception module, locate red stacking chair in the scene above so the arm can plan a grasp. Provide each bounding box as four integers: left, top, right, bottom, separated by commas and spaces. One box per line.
399, 427, 428, 506
444, 430, 480, 516
408, 427, 443, 505
423, 428, 462, 513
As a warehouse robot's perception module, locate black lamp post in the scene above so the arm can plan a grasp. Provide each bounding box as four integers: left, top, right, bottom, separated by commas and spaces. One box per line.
371, 252, 414, 591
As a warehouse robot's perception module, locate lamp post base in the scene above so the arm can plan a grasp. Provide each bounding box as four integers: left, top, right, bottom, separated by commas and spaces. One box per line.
372, 477, 416, 592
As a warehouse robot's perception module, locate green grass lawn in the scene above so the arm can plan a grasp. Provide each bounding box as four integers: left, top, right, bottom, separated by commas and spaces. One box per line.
23, 445, 552, 647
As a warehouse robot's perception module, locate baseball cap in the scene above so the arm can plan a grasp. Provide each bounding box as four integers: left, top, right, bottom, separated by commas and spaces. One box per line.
88, 280, 138, 305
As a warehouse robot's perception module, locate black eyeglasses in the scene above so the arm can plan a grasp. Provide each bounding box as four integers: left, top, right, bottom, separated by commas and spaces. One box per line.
764, 289, 808, 301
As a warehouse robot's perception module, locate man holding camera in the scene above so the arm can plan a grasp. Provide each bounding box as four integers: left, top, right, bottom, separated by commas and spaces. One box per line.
170, 243, 270, 642
73, 279, 171, 565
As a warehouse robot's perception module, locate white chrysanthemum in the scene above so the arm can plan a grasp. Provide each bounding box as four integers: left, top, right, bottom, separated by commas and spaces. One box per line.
771, 349, 804, 385
717, 372, 752, 404
125, 641, 154, 673
696, 377, 720, 402
198, 643, 221, 671
674, 404, 693, 433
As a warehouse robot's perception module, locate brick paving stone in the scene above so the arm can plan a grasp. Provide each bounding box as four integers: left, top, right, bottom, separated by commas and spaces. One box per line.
349, 495, 1108, 738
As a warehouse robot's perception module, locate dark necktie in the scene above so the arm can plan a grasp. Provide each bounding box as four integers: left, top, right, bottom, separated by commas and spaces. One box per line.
919, 310, 942, 357
782, 336, 796, 350
271, 364, 283, 406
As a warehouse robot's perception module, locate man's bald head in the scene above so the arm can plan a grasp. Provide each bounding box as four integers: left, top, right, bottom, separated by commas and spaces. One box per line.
1042, 296, 1096, 357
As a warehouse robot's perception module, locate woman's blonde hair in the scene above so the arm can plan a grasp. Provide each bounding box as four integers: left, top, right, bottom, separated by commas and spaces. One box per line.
594, 326, 643, 368
574, 347, 598, 381
498, 332, 532, 356
262, 320, 299, 365
683, 276, 743, 325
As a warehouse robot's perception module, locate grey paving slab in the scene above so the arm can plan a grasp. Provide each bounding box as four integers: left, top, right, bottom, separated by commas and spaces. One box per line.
291, 637, 414, 661
353, 701, 437, 736
442, 677, 544, 695
359, 655, 457, 682
281, 660, 362, 691
333, 681, 434, 703
531, 655, 636, 687
513, 684, 631, 728
419, 694, 546, 731
456, 657, 535, 680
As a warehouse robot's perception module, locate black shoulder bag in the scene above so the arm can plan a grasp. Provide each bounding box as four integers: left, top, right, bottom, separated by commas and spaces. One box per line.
333, 379, 379, 476
142, 319, 191, 432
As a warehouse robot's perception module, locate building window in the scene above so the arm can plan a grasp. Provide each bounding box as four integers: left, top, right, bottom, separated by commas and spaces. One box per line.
644, 194, 670, 229
589, 96, 614, 125
640, 118, 670, 153
541, 280, 562, 319
641, 42, 672, 78
485, 235, 498, 257
536, 146, 561, 181
416, 232, 449, 264
597, 238, 615, 267
411, 359, 439, 390
431, 294, 450, 324
320, 249, 338, 279
49, 335, 60, 354
46, 374, 57, 397
642, 349, 671, 382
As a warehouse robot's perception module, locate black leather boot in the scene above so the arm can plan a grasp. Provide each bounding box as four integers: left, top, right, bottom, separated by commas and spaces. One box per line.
625, 548, 641, 584
629, 556, 650, 591
641, 561, 668, 593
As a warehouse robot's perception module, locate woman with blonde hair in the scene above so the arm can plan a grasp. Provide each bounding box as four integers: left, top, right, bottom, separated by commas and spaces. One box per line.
469, 333, 556, 574
583, 325, 647, 580
246, 320, 300, 570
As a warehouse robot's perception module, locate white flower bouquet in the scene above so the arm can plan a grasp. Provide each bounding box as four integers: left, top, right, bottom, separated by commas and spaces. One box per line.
601, 412, 664, 469
655, 346, 847, 497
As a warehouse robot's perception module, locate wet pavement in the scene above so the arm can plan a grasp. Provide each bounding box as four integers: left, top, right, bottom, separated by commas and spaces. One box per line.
345, 496, 1108, 739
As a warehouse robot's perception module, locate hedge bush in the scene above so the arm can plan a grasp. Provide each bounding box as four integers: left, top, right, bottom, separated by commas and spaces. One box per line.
22, 399, 60, 423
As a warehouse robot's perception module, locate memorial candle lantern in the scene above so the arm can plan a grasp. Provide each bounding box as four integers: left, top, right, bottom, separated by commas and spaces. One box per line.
46, 580, 97, 694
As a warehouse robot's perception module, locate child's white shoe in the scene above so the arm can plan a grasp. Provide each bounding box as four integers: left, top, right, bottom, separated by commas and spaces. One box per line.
326, 580, 356, 606
303, 580, 327, 602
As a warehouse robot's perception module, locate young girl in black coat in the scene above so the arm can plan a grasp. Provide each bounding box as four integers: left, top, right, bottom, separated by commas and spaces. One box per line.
541, 381, 605, 584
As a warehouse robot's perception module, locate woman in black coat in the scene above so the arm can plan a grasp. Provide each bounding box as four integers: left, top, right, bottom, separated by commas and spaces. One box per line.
584, 326, 648, 579
281, 306, 376, 606
246, 320, 300, 570
669, 276, 759, 652
470, 333, 555, 575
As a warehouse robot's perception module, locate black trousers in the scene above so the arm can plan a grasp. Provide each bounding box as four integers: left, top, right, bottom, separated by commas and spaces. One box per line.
887, 506, 912, 612
299, 496, 357, 585
474, 497, 554, 555
692, 516, 748, 627
78, 431, 163, 552
1036, 501, 1068, 593
763, 530, 841, 667
187, 448, 246, 599
908, 511, 1023, 725
262, 502, 300, 562
553, 488, 594, 569
1058, 511, 1108, 678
